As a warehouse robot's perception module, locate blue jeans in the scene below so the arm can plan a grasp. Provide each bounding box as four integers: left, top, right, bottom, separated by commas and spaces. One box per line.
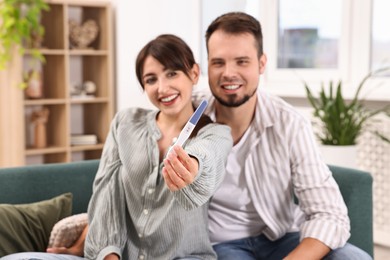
0, 253, 83, 260
213, 232, 372, 260
0, 253, 201, 260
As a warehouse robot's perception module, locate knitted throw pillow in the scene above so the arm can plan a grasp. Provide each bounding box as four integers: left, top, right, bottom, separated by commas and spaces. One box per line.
48, 213, 88, 248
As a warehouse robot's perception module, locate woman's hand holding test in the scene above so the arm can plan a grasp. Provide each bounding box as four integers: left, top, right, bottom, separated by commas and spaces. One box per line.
162, 145, 198, 191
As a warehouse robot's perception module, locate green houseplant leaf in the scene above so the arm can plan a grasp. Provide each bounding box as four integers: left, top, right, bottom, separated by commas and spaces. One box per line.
304, 67, 390, 146
0, 0, 49, 71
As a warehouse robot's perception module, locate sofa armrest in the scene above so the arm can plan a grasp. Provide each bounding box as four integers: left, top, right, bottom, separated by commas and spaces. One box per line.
329, 165, 373, 257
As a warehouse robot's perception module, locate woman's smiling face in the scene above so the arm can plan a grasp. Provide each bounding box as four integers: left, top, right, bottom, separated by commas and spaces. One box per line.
142, 55, 199, 117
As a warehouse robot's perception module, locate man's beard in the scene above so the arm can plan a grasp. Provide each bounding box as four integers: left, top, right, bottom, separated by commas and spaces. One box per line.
211, 88, 257, 108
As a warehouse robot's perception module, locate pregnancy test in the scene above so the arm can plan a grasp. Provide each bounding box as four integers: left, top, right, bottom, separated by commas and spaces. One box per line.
166, 99, 208, 156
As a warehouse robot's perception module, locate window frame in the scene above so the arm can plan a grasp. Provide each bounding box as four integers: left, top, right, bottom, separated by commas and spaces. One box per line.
198, 0, 390, 101
261, 0, 352, 97
261, 0, 390, 100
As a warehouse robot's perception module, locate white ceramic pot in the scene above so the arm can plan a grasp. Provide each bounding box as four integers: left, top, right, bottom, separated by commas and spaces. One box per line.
319, 145, 357, 169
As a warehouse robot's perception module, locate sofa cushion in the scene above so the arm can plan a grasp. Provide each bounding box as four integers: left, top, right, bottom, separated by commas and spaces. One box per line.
0, 193, 72, 257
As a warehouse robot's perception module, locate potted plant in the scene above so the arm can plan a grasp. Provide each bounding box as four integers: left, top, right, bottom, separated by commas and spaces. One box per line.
0, 0, 49, 88
304, 67, 390, 167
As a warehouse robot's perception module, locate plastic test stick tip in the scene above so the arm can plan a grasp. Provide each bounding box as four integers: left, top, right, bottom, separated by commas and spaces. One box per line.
166, 99, 208, 156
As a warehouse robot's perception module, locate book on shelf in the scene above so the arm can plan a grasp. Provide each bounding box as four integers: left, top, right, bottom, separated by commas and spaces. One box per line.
71, 134, 98, 145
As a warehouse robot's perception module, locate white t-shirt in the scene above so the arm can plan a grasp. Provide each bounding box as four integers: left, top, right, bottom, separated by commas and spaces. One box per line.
208, 122, 266, 244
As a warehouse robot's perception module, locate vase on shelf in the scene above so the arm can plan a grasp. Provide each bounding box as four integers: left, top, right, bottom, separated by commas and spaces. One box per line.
31, 108, 50, 148
25, 70, 43, 99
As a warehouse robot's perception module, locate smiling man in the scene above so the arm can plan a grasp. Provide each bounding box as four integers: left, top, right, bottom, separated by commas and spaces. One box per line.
198, 11, 372, 260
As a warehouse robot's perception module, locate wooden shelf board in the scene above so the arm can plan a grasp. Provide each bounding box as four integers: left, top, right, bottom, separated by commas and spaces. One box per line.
25, 146, 67, 155
70, 97, 109, 104
69, 49, 108, 56
25, 49, 66, 55
65, 0, 109, 7
24, 99, 67, 105
71, 143, 104, 151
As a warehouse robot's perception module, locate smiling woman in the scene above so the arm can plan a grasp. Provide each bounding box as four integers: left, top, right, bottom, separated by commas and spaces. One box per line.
80, 34, 233, 260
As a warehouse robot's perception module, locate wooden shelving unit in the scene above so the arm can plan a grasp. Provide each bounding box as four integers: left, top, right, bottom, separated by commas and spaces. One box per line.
22, 0, 114, 165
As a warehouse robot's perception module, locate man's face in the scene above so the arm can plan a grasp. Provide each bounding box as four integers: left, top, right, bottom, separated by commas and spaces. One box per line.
207, 30, 266, 107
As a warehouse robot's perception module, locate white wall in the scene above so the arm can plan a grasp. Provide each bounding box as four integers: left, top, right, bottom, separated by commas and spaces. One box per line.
115, 0, 201, 111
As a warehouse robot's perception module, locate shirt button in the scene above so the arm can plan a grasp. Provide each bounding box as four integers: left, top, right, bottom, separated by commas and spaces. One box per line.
138, 233, 143, 238
139, 255, 144, 260
143, 209, 149, 215
148, 188, 154, 194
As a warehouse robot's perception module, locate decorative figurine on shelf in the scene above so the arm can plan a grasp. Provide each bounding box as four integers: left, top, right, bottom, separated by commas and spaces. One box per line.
70, 80, 97, 99
69, 19, 99, 49
24, 70, 43, 99
31, 108, 50, 148
83, 80, 97, 95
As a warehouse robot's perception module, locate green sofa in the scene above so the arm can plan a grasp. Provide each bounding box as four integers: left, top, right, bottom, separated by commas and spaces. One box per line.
0, 160, 373, 256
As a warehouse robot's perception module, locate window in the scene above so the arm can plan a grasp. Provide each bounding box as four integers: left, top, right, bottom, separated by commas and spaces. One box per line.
277, 0, 341, 69
371, 0, 390, 71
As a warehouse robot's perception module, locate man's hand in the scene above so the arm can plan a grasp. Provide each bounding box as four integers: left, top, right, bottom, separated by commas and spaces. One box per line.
283, 237, 331, 260
162, 145, 199, 191
46, 225, 88, 256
